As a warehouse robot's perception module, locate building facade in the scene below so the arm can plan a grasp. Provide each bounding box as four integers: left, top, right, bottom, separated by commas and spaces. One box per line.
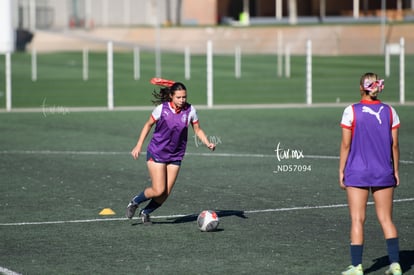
15, 0, 414, 31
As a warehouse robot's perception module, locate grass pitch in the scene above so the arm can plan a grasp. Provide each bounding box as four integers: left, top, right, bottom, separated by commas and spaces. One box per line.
0, 106, 413, 274
0, 50, 413, 274
0, 52, 413, 108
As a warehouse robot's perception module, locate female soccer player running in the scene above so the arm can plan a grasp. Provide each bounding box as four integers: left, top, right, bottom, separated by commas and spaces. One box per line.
339, 73, 402, 275
126, 79, 215, 224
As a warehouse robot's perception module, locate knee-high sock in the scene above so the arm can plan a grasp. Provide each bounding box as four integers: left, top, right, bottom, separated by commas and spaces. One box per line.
350, 244, 363, 266
132, 191, 150, 205
386, 238, 400, 263
141, 199, 162, 215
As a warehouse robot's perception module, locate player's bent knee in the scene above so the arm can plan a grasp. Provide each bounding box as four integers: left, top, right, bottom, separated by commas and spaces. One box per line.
148, 187, 166, 197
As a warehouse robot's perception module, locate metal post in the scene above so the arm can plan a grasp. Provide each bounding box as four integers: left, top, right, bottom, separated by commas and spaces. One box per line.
6, 52, 12, 111
399, 37, 405, 104
83, 47, 88, 81
107, 41, 114, 110
306, 40, 312, 105
185, 46, 190, 80
207, 40, 213, 108
235, 46, 241, 79
134, 47, 140, 80
31, 47, 37, 81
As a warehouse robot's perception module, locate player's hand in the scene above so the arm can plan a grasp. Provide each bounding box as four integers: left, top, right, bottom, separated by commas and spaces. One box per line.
207, 143, 216, 151
131, 146, 141, 160
394, 172, 400, 187
339, 171, 346, 190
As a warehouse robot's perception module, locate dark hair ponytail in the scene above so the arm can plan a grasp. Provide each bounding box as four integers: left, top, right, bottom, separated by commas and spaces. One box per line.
151, 82, 187, 105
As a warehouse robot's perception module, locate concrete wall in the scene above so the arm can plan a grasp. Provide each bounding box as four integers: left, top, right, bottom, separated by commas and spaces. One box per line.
28, 24, 414, 55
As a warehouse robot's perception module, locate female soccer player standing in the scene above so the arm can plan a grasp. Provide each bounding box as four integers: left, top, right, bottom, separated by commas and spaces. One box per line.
126, 79, 215, 224
339, 73, 402, 275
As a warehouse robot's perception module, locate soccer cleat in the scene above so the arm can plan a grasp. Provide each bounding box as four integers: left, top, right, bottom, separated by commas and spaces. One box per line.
341, 264, 364, 275
385, 263, 402, 275
139, 211, 152, 225
126, 201, 138, 219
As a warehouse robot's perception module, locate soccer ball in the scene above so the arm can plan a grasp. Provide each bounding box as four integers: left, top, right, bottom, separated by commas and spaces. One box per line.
197, 210, 219, 232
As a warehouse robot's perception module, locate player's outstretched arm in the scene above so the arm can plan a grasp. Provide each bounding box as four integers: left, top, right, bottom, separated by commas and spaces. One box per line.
192, 123, 215, 151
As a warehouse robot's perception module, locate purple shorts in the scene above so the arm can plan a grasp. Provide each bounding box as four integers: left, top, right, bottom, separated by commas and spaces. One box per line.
146, 151, 181, 166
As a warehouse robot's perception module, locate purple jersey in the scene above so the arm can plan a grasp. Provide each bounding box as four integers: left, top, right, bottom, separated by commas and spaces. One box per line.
340, 100, 400, 187
147, 102, 198, 162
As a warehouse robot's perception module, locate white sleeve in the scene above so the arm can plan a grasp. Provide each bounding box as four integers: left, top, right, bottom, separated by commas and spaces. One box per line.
390, 106, 400, 128
190, 105, 199, 124
340, 105, 353, 128
151, 104, 163, 121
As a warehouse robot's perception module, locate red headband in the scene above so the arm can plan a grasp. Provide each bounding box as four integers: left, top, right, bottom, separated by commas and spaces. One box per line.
150, 77, 175, 87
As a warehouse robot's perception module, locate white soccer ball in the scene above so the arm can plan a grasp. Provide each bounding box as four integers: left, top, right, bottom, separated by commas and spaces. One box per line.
197, 210, 219, 232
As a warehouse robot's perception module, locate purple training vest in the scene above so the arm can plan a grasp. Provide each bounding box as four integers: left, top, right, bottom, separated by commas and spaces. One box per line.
147, 102, 192, 162
344, 102, 396, 187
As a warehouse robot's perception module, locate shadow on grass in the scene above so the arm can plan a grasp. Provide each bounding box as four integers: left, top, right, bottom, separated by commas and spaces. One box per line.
170, 209, 247, 224
364, 250, 414, 274
132, 209, 247, 226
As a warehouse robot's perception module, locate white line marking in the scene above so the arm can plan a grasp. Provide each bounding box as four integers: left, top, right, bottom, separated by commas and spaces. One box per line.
245, 198, 414, 213
1, 150, 413, 164
1, 198, 413, 227
0, 150, 126, 156
0, 267, 22, 275
1, 101, 414, 114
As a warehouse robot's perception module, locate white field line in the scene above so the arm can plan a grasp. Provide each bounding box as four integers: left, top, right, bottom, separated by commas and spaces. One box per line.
0, 150, 413, 164
1, 101, 414, 113
0, 266, 22, 275
0, 198, 413, 227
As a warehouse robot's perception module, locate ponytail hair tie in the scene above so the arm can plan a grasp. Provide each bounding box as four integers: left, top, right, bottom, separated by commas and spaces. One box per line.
363, 79, 384, 93
150, 77, 175, 87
